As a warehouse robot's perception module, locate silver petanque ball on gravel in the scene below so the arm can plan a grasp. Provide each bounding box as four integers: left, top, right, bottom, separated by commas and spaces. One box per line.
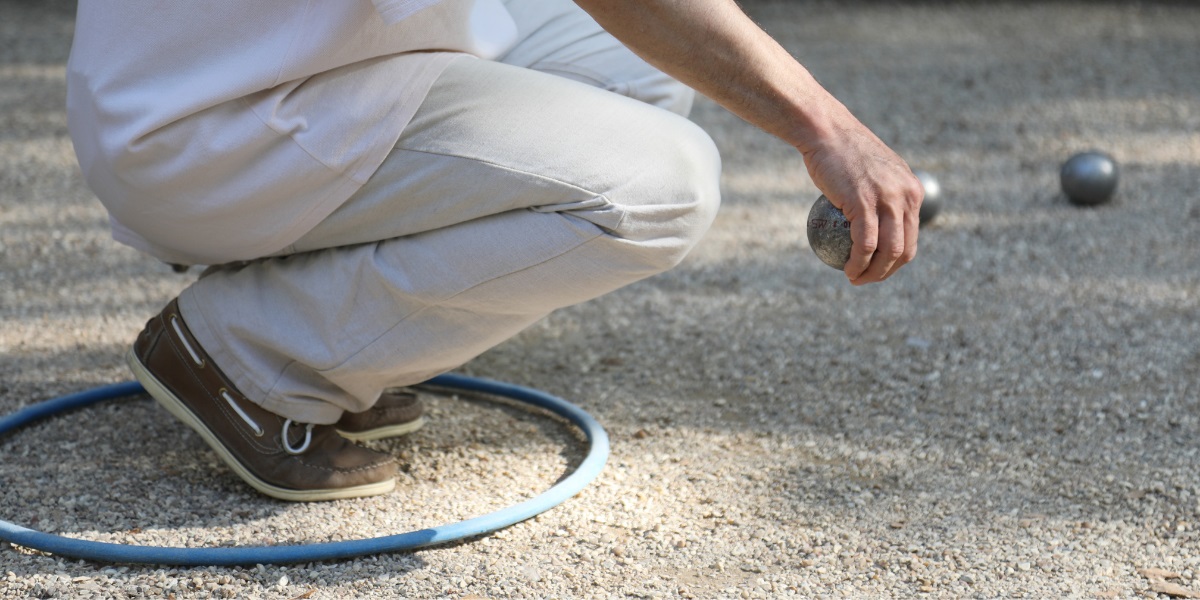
1061, 150, 1119, 206
913, 169, 942, 225
807, 194, 853, 270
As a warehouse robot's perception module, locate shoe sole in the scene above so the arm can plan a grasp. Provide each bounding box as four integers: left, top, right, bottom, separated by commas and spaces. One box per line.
336, 417, 426, 442
127, 349, 396, 502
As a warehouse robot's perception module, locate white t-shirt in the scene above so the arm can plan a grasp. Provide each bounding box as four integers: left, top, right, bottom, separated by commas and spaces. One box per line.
67, 0, 517, 264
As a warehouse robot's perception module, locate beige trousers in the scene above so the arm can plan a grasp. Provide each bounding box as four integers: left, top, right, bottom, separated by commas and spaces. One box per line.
176, 0, 722, 423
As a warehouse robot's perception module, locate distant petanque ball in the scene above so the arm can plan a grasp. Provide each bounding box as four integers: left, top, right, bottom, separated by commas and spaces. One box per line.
1061, 151, 1119, 206
807, 195, 853, 271
913, 169, 941, 225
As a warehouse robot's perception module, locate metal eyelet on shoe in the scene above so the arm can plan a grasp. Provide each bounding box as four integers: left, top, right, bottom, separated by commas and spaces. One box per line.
220, 388, 264, 437
169, 314, 206, 368
282, 419, 314, 455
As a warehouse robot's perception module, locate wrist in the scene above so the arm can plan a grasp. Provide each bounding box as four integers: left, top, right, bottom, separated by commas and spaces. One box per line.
781, 85, 850, 158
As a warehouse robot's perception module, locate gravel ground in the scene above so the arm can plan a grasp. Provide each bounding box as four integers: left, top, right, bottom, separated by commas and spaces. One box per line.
3, 1, 1200, 598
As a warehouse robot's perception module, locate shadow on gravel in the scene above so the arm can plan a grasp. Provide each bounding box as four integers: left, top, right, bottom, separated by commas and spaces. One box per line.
0, 382, 586, 564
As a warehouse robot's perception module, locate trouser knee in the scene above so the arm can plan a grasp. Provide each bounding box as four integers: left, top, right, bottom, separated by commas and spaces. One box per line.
601, 117, 721, 276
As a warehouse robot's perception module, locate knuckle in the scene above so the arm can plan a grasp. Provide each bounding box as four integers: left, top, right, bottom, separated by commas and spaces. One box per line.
910, 179, 926, 199
905, 181, 925, 209
882, 241, 905, 260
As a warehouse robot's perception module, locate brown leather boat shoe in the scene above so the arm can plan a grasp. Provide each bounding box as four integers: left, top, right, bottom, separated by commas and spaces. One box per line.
127, 299, 397, 502
336, 388, 425, 442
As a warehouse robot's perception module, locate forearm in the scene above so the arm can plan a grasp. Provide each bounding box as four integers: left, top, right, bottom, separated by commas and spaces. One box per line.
572, 0, 844, 153
577, 0, 922, 285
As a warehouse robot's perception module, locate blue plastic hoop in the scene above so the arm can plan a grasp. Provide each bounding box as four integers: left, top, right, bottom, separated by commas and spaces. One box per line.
0, 374, 609, 566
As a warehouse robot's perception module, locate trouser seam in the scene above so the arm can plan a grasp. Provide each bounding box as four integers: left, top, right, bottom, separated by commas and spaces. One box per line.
381, 145, 631, 235
393, 145, 604, 199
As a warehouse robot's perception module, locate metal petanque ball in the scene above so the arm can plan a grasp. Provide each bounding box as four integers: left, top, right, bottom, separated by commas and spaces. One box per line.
913, 169, 941, 225
807, 195, 852, 270
1061, 151, 1119, 206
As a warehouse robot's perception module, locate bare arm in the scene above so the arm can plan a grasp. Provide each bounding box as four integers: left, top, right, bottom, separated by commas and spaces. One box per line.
573, 0, 923, 284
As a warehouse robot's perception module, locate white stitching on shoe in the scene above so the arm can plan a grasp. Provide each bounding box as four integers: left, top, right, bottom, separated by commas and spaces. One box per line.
282, 420, 313, 455
220, 388, 264, 437
170, 315, 205, 367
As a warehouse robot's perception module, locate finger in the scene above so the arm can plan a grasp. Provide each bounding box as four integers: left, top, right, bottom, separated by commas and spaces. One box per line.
843, 208, 878, 282
880, 180, 923, 280
853, 210, 903, 284
883, 203, 920, 280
